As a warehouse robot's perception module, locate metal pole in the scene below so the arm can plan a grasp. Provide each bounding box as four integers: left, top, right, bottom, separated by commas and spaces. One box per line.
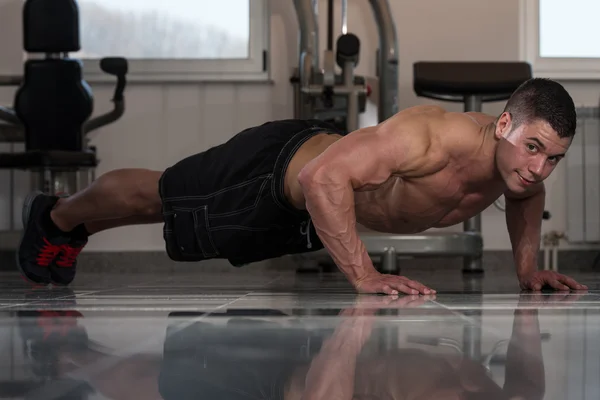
294, 0, 320, 72
381, 247, 397, 274
341, 0, 348, 35
368, 0, 399, 122
464, 95, 483, 113
293, 0, 320, 119
463, 95, 484, 273
344, 61, 359, 133
327, 0, 334, 51
9, 143, 14, 230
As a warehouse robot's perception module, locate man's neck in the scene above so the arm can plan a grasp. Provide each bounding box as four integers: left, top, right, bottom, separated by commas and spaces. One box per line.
467, 122, 504, 185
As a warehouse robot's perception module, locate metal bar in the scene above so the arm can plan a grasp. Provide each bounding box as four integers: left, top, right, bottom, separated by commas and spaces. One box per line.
302, 85, 367, 95
343, 61, 359, 132
293, 0, 320, 72
381, 247, 397, 274
462, 314, 482, 360
301, 232, 484, 257
368, 0, 399, 122
464, 95, 483, 113
462, 95, 484, 273
0, 124, 24, 143
293, 0, 320, 120
83, 100, 125, 135
9, 143, 14, 230
0, 75, 22, 86
0, 107, 20, 126
341, 0, 348, 35
327, 0, 334, 51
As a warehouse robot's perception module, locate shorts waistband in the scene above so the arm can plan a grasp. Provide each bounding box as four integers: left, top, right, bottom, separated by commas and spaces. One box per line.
271, 125, 341, 218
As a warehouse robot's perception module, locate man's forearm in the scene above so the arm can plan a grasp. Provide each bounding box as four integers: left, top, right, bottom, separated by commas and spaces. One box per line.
301, 316, 369, 400
299, 171, 376, 283
505, 187, 545, 278
504, 309, 545, 399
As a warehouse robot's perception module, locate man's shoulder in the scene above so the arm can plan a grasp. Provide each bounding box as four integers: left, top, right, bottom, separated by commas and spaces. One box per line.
433, 111, 495, 155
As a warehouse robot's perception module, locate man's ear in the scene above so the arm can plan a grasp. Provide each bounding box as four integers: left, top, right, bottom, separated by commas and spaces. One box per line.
495, 112, 513, 139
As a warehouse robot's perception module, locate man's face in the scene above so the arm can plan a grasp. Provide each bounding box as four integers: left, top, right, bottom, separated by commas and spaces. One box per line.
494, 112, 572, 194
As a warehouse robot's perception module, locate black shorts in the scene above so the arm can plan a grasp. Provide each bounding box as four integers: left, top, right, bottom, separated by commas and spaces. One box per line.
158, 119, 343, 266
158, 312, 324, 400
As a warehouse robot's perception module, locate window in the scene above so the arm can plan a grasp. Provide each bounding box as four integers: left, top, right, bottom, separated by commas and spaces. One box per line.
74, 0, 270, 82
520, 0, 600, 79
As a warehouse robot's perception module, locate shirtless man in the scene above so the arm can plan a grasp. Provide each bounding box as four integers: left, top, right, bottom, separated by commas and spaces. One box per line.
16, 77, 587, 294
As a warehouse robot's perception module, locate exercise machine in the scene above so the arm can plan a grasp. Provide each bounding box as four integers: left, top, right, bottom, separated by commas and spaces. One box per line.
0, 0, 128, 198
291, 0, 398, 133
291, 1, 483, 275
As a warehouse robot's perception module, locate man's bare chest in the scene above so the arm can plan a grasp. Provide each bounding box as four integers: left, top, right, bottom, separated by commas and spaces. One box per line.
353, 171, 503, 233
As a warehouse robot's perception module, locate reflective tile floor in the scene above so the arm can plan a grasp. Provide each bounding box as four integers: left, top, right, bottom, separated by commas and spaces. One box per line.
0, 267, 599, 400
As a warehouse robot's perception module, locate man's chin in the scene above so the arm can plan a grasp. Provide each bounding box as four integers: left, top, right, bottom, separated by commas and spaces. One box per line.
507, 180, 528, 194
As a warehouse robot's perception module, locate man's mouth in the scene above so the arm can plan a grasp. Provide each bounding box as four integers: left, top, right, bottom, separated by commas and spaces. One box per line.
517, 173, 535, 185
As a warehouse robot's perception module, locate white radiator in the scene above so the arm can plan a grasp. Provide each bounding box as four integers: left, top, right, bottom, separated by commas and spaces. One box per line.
567, 107, 600, 243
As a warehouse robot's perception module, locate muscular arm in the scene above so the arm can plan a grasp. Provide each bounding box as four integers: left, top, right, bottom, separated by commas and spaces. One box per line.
506, 185, 587, 291
300, 308, 374, 400
503, 309, 545, 400
504, 184, 545, 279
297, 119, 437, 286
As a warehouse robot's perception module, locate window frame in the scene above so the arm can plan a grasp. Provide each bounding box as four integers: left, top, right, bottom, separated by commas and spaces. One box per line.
519, 0, 600, 80
81, 0, 271, 83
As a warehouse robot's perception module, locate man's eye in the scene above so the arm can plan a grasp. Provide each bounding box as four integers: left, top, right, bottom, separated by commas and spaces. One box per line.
527, 144, 538, 152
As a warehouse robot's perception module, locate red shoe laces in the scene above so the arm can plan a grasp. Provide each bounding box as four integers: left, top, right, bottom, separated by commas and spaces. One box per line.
56, 244, 84, 268
36, 238, 62, 267
38, 310, 83, 340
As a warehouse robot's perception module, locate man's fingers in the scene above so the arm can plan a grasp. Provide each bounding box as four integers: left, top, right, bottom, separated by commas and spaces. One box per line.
384, 281, 418, 295
395, 294, 421, 307
386, 294, 435, 308
548, 279, 570, 291
380, 285, 397, 295
528, 281, 543, 291
400, 278, 436, 295
558, 275, 588, 290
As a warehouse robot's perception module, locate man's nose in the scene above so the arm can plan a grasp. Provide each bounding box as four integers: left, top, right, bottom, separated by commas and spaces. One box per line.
528, 156, 546, 178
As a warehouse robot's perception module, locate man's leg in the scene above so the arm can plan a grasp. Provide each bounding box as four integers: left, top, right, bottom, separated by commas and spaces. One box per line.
17, 168, 164, 286
51, 168, 163, 232
84, 215, 163, 235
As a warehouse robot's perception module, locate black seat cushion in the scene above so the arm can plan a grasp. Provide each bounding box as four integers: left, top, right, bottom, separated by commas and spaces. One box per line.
414, 61, 532, 99
0, 150, 97, 170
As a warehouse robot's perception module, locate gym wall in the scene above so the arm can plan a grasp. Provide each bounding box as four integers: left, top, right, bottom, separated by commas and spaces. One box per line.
0, 0, 598, 253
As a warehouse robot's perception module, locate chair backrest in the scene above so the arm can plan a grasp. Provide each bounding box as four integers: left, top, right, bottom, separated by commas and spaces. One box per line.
15, 59, 93, 152
16, 0, 93, 152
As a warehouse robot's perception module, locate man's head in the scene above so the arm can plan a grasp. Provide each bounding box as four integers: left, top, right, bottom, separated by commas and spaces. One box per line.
493, 78, 576, 194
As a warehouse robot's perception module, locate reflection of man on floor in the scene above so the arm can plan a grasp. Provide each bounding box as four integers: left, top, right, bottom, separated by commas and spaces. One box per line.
16, 293, 576, 400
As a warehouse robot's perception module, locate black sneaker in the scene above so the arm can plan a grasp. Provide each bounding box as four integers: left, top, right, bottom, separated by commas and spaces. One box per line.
17, 307, 88, 381
50, 228, 88, 286
16, 192, 62, 285
17, 191, 88, 286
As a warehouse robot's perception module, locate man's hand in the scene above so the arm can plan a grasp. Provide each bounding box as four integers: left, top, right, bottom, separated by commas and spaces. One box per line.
519, 291, 586, 307
353, 271, 435, 295
519, 270, 587, 291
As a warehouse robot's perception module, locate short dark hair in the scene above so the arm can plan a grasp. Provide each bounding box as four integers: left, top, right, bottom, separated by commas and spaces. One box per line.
503, 78, 577, 138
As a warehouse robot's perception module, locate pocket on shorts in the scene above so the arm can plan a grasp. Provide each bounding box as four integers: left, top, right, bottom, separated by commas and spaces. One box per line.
171, 206, 219, 259
206, 174, 272, 218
